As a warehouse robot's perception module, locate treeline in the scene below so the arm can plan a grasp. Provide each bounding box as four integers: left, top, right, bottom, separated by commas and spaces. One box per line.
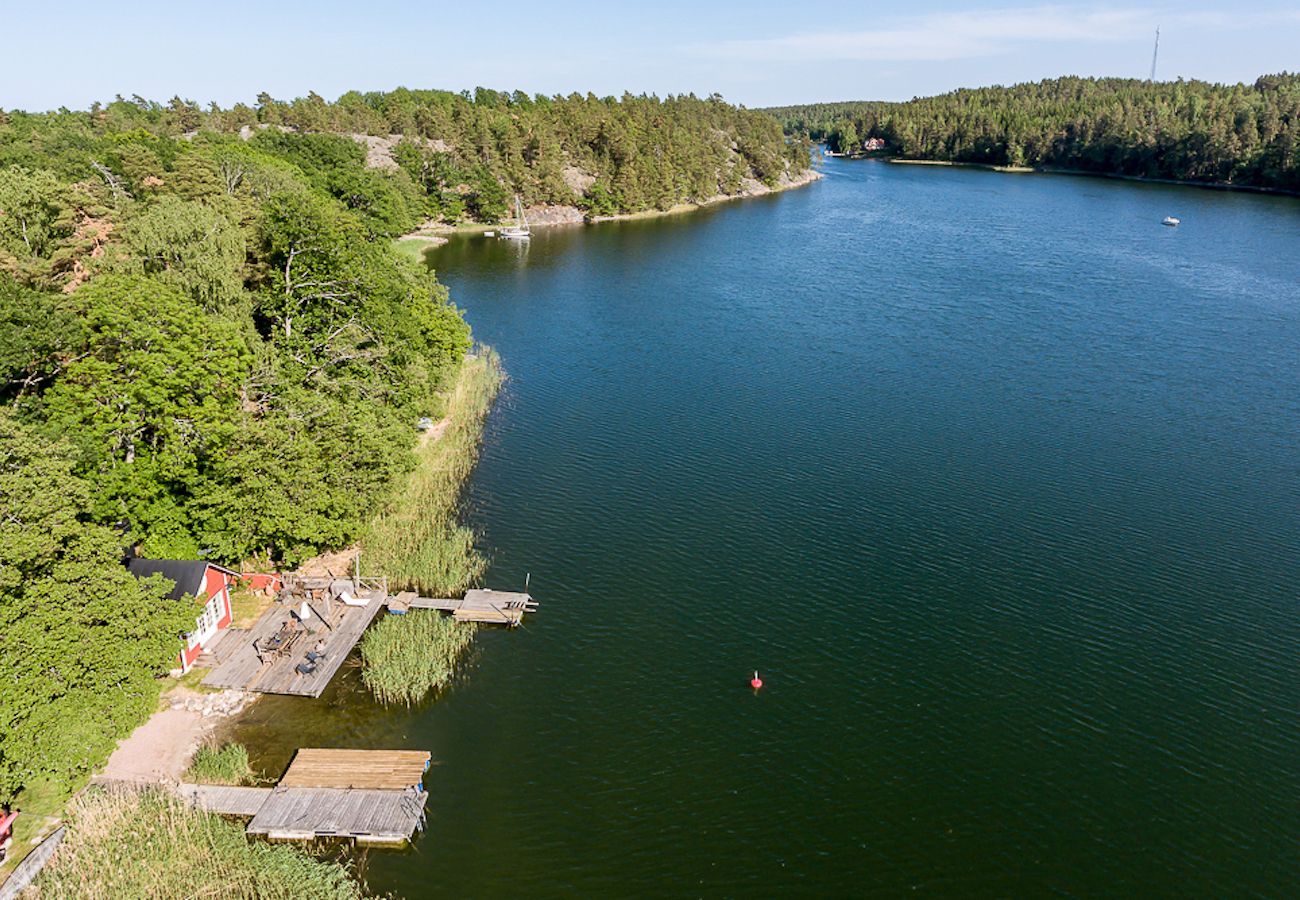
768, 74, 1300, 190
1, 88, 809, 230
0, 101, 472, 799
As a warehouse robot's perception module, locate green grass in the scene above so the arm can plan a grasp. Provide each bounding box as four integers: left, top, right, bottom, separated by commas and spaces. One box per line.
184, 742, 254, 786
364, 350, 502, 597
0, 777, 70, 879
391, 238, 439, 265
27, 788, 367, 899
359, 612, 477, 707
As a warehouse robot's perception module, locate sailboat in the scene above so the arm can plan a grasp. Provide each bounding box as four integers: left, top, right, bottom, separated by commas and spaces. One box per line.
498, 195, 530, 239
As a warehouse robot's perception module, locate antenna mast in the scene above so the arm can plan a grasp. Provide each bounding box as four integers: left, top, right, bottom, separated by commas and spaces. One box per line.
1148, 27, 1160, 81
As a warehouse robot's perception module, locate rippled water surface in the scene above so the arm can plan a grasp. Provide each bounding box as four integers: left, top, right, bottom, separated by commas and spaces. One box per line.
237, 160, 1300, 896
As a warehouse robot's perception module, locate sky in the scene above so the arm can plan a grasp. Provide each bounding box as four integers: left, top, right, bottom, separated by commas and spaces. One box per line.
2, 1, 1296, 111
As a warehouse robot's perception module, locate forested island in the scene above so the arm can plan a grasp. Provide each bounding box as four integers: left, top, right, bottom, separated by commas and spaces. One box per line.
768, 74, 1300, 192
0, 88, 813, 889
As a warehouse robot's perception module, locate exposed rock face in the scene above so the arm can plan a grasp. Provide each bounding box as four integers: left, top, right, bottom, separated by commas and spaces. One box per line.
561, 165, 596, 196
522, 205, 585, 225
349, 134, 453, 170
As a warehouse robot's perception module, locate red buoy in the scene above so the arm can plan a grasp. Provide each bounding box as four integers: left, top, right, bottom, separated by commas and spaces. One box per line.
750, 670, 763, 690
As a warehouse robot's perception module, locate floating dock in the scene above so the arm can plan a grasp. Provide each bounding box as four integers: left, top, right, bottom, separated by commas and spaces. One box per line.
399, 588, 539, 625
178, 748, 431, 845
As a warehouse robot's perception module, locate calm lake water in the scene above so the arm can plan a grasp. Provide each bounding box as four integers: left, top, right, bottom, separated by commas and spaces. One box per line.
236, 160, 1300, 897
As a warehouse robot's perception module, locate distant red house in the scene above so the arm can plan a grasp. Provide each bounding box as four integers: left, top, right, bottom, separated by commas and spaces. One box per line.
127, 558, 238, 672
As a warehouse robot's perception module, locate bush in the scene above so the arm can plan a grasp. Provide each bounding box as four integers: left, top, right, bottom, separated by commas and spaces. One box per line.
184, 742, 254, 786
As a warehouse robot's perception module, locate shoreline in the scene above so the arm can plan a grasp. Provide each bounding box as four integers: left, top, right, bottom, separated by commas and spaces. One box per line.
412, 166, 824, 238
877, 157, 1300, 196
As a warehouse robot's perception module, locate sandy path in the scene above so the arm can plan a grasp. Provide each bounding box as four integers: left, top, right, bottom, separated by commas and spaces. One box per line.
97, 689, 252, 784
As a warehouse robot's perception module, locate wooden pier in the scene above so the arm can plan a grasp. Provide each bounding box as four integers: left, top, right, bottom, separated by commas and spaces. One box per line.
202, 576, 387, 697
400, 588, 539, 625
177, 748, 431, 845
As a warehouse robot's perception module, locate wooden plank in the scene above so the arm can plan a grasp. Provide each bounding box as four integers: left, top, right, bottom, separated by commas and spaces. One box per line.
279, 749, 431, 790
0, 826, 65, 900
175, 784, 273, 816
247, 788, 427, 842
405, 597, 462, 611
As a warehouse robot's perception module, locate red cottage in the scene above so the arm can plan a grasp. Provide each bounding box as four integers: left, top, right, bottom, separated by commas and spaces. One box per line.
127, 558, 237, 672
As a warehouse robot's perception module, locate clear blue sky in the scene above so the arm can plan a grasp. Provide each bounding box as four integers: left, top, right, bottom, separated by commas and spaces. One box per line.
4, 1, 1296, 111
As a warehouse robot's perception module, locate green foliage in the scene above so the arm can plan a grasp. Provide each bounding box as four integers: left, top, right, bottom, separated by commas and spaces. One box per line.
30, 788, 366, 899
42, 276, 250, 553
0, 94, 481, 802
365, 351, 500, 596
768, 73, 1300, 190
116, 196, 245, 309
184, 742, 254, 785
0, 274, 82, 402
360, 612, 477, 707
0, 413, 194, 801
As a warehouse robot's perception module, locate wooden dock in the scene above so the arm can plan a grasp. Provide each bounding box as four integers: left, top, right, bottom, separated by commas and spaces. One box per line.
247, 787, 427, 844
176, 784, 274, 816
176, 748, 431, 845
279, 748, 430, 790
202, 576, 387, 697
401, 589, 538, 625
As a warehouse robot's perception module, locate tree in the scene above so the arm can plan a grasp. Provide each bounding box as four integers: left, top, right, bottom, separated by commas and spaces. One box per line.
0, 411, 193, 799
41, 276, 250, 552
0, 166, 68, 284
117, 197, 246, 310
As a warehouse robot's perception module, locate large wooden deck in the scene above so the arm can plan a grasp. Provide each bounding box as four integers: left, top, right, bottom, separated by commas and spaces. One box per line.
202, 577, 387, 697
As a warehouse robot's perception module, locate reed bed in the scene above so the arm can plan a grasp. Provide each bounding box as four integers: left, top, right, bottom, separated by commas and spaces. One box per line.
364, 350, 502, 597
29, 788, 365, 899
359, 612, 477, 706
184, 742, 254, 786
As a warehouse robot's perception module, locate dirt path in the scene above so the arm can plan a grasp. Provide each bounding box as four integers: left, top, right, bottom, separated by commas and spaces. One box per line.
96, 688, 253, 785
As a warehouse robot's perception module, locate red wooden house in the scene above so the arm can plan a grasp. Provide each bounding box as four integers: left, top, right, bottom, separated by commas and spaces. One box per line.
127, 558, 238, 672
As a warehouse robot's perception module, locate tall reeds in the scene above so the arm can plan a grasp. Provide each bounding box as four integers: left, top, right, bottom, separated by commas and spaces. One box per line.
29, 788, 364, 899
363, 350, 502, 596
359, 350, 501, 705
359, 612, 477, 706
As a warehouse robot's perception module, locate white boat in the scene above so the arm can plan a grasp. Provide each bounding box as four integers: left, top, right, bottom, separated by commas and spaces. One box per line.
498, 196, 530, 239
1162, 216, 1180, 227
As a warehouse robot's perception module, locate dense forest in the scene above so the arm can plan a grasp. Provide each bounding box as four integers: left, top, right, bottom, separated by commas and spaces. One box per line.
0, 89, 810, 233
0, 99, 474, 802
768, 74, 1300, 191
0, 86, 807, 803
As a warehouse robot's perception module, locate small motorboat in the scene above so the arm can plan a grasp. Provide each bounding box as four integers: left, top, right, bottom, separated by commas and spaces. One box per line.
1162, 216, 1180, 227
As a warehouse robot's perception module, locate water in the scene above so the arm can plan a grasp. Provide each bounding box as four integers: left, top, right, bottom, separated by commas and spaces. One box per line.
235, 160, 1300, 896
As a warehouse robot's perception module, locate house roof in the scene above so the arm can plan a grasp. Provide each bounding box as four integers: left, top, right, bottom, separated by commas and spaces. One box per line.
126, 558, 234, 601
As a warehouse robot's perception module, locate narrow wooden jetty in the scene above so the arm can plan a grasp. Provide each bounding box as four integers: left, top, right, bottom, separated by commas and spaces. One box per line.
178, 748, 431, 845
176, 784, 273, 816
203, 576, 387, 697
400, 588, 539, 626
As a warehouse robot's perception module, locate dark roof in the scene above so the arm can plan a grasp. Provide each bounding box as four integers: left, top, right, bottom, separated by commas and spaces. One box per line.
126, 558, 233, 601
